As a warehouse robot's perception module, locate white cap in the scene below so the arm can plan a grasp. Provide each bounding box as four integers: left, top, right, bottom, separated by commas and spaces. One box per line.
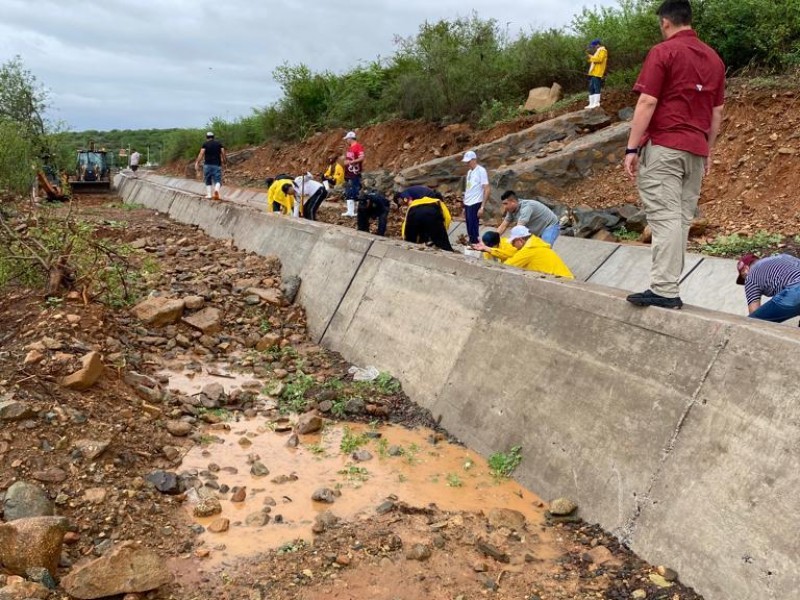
462, 150, 477, 162
343, 131, 357, 140
206, 131, 214, 137
509, 225, 531, 241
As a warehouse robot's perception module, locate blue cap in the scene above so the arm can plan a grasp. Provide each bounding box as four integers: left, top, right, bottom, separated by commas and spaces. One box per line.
590, 39, 601, 45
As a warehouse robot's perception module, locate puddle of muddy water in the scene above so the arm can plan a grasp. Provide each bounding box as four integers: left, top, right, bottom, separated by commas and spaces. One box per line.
159, 365, 263, 397
181, 420, 546, 567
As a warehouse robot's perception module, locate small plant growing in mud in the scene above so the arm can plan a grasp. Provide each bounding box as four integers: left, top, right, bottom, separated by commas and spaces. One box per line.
305, 443, 326, 456
340, 427, 368, 454
446, 472, 464, 487
337, 465, 370, 482
488, 446, 522, 479
277, 539, 307, 555
279, 371, 315, 413
355, 371, 401, 395
375, 437, 389, 457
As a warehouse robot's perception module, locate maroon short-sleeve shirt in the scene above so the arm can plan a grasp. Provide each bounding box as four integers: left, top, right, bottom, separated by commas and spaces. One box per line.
633, 30, 726, 157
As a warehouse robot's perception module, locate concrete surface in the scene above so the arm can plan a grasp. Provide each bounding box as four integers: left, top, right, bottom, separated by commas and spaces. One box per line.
115, 173, 800, 600
587, 244, 704, 292
552, 236, 620, 282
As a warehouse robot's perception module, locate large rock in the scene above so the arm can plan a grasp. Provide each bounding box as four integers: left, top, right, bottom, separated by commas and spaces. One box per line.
490, 122, 631, 205
0, 400, 33, 422
0, 516, 67, 577
61, 541, 173, 599
0, 578, 50, 599
131, 297, 185, 327
182, 307, 222, 334
62, 351, 104, 391
572, 209, 623, 238
245, 287, 282, 306
523, 82, 563, 112
2, 482, 54, 521
487, 508, 527, 531
396, 110, 613, 194
296, 413, 323, 435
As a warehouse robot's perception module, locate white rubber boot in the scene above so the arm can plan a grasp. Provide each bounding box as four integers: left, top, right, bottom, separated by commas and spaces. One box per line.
205, 185, 212, 199
342, 199, 356, 217
213, 182, 221, 200
585, 95, 593, 109
594, 93, 602, 108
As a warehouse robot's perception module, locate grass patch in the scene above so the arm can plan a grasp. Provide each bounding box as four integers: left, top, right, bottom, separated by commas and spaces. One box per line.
488, 446, 522, 479
613, 226, 641, 242
337, 465, 370, 482
340, 427, 369, 454
354, 371, 402, 395
700, 231, 784, 257
305, 443, 326, 456
446, 473, 464, 488
279, 371, 315, 413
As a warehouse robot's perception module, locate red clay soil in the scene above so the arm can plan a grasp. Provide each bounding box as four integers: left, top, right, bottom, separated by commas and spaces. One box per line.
557, 80, 800, 237
161, 89, 635, 186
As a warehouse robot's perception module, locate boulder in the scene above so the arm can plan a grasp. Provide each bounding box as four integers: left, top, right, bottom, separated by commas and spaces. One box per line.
182, 307, 222, 335
2, 482, 54, 521
62, 351, 104, 391
256, 333, 281, 352
490, 122, 631, 204
61, 541, 173, 599
487, 508, 526, 531
245, 288, 282, 306
131, 297, 185, 327
296, 413, 323, 435
524, 83, 563, 112
572, 209, 622, 238
0, 400, 33, 422
0, 578, 50, 599
549, 497, 578, 516
396, 110, 612, 195
281, 275, 302, 304
0, 516, 67, 577
145, 471, 184, 495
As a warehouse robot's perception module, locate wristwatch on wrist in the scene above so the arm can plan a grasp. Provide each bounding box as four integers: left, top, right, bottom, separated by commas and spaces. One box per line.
625, 147, 639, 155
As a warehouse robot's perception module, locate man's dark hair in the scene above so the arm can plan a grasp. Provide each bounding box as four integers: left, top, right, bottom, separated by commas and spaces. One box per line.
281, 183, 293, 194
500, 190, 518, 201
482, 231, 501, 247
657, 0, 692, 26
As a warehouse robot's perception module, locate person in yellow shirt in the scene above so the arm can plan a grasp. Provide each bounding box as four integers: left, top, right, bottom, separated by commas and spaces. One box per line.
586, 38, 608, 109
474, 231, 516, 263
266, 177, 296, 215
322, 155, 345, 189
401, 196, 454, 252
493, 226, 574, 278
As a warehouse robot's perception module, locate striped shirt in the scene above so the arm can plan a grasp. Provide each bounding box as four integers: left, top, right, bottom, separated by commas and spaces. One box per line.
744, 254, 800, 305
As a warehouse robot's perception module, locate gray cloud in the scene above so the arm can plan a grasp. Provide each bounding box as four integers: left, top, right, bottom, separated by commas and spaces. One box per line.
0, 0, 619, 130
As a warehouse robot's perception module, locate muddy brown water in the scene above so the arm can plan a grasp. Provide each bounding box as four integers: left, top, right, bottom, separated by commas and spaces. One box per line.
180, 420, 549, 568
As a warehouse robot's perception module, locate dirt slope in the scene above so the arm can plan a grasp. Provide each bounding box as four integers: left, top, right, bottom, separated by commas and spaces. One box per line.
557, 80, 800, 237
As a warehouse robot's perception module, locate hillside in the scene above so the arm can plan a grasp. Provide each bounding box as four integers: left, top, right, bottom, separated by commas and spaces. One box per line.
164, 77, 800, 239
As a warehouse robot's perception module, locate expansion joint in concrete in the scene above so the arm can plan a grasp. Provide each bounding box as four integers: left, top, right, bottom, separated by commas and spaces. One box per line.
318, 239, 374, 345
620, 328, 731, 543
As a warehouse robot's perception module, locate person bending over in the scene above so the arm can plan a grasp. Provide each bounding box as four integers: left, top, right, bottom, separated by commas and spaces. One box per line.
401, 195, 454, 252
736, 253, 800, 324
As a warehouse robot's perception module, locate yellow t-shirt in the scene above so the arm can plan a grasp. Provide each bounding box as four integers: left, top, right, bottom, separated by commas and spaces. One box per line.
324, 163, 345, 187
504, 235, 574, 279
267, 179, 294, 214
588, 46, 608, 78
482, 238, 517, 262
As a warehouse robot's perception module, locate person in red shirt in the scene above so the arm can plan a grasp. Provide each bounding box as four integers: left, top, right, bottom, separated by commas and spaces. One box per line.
623, 0, 725, 309
342, 131, 365, 218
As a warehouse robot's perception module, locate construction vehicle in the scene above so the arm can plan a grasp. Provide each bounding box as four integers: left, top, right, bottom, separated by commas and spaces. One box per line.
71, 142, 114, 194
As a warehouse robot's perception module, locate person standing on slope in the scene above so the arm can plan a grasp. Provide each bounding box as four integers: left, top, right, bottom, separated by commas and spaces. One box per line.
342, 131, 365, 217
195, 132, 227, 200
129, 149, 141, 177
624, 0, 725, 310
586, 39, 608, 109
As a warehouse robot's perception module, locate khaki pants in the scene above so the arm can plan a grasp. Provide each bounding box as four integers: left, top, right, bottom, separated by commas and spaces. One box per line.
637, 143, 705, 298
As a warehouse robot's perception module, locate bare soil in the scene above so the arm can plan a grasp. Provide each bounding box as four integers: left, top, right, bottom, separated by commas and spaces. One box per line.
0, 196, 702, 599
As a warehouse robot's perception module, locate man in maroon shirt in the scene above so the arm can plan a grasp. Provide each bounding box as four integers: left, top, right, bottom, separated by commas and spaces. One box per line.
624, 0, 725, 309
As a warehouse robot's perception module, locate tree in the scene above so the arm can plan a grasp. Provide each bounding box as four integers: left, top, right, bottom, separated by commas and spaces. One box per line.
0, 56, 51, 195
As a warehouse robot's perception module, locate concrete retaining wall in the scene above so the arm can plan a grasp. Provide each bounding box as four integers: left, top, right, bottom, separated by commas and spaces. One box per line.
116, 174, 800, 600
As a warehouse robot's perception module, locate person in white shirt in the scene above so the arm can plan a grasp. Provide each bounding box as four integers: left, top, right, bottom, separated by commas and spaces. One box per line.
293, 173, 328, 221
462, 150, 489, 244
129, 150, 141, 176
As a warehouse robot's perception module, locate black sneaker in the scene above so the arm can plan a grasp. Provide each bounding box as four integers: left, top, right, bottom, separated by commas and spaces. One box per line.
626, 289, 683, 309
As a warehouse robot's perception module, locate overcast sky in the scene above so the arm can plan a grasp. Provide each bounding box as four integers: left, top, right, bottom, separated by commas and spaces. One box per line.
0, 0, 618, 131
